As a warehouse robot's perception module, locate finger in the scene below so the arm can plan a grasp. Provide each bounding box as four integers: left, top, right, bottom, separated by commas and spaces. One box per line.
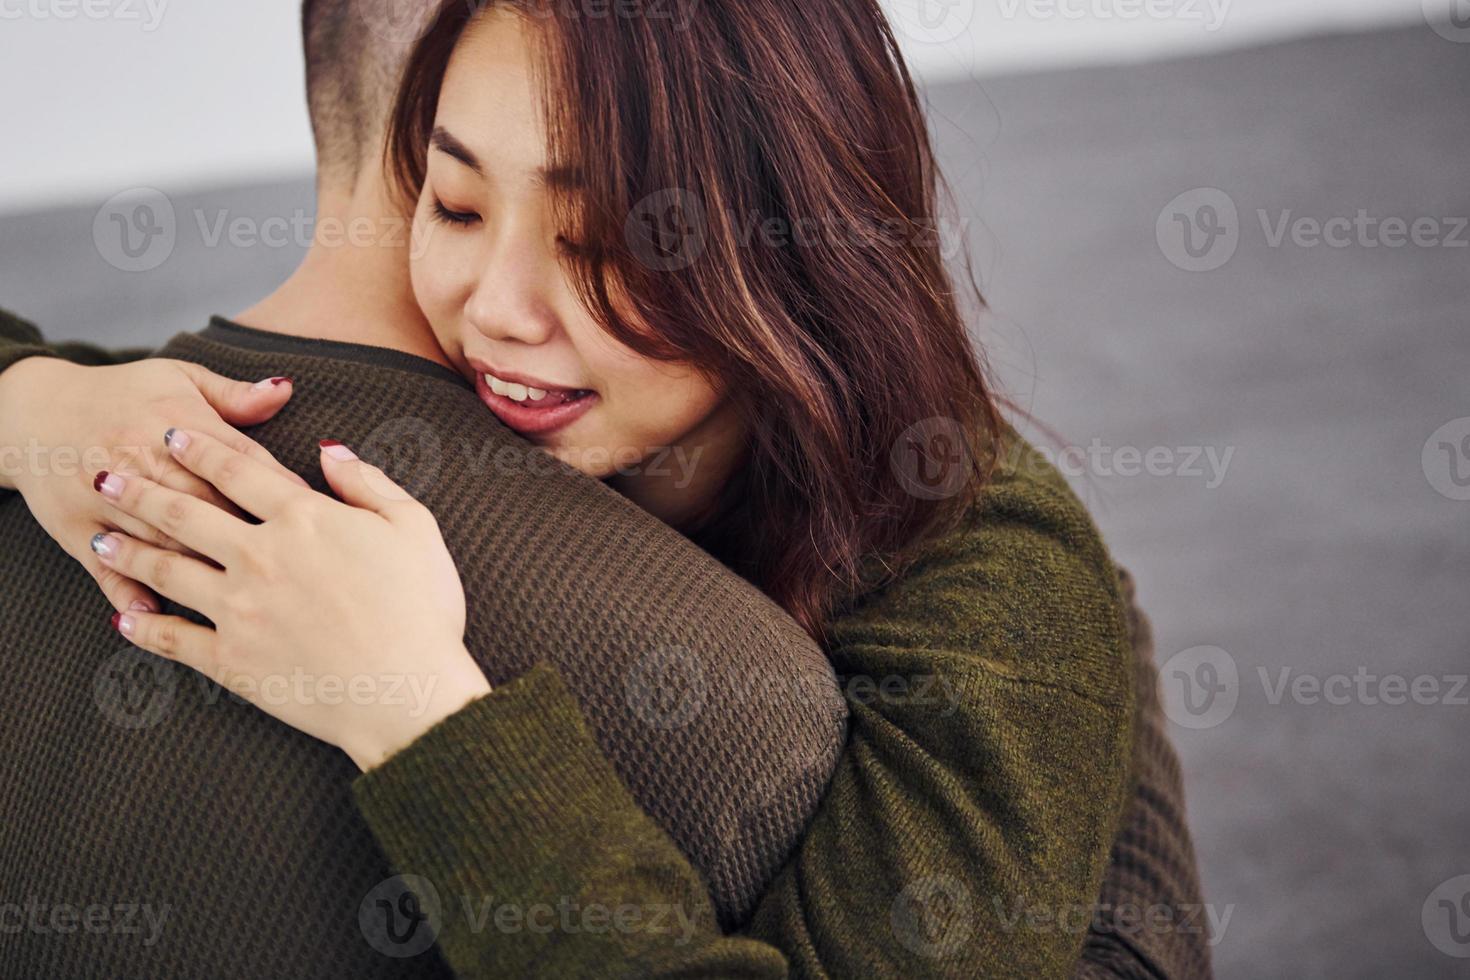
94, 469, 247, 565
317, 440, 424, 522
84, 547, 162, 615
201, 425, 312, 491
111, 607, 218, 677
162, 427, 308, 521
170, 360, 295, 428
89, 529, 225, 615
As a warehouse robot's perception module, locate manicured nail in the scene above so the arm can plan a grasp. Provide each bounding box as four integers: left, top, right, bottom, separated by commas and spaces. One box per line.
91, 532, 119, 559
253, 376, 293, 390
164, 428, 191, 452
113, 613, 136, 637
93, 472, 125, 500
130, 600, 156, 614
319, 439, 357, 462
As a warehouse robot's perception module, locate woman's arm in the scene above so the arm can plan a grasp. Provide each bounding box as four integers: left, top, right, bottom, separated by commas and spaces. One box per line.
350, 437, 1136, 978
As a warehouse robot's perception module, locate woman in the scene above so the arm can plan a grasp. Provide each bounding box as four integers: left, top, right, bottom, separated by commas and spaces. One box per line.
0, 1, 1134, 975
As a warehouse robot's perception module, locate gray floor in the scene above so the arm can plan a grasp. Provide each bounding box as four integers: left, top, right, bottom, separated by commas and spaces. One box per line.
2, 24, 1466, 979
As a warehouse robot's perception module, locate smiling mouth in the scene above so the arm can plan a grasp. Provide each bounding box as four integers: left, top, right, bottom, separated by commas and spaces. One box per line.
481, 371, 593, 408
473, 370, 598, 437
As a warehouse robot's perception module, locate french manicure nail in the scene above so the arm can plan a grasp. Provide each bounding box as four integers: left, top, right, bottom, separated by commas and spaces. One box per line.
93, 472, 125, 500
319, 439, 358, 462
91, 532, 118, 559
164, 428, 191, 452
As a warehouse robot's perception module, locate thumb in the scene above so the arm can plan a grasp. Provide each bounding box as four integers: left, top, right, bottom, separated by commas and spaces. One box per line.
174, 361, 294, 426
318, 439, 420, 519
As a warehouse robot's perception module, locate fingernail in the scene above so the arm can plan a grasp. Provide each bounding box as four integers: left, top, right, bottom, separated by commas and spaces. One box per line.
93, 472, 125, 500
164, 428, 191, 452
130, 600, 156, 613
253, 376, 293, 390
91, 532, 119, 559
319, 439, 357, 462
114, 613, 136, 637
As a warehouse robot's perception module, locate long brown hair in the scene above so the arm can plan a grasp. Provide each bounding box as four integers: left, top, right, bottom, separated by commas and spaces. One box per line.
387, 0, 1002, 642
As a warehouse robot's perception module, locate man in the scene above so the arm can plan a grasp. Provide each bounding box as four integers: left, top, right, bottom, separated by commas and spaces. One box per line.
0, 1, 1210, 976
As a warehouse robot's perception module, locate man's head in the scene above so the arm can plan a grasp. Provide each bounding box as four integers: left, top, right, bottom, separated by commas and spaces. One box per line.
301, 0, 437, 190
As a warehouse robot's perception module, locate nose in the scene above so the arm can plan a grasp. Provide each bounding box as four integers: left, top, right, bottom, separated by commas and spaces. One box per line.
462, 236, 559, 347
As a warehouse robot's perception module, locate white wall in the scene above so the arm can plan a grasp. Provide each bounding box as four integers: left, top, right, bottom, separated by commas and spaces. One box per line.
0, 0, 1436, 213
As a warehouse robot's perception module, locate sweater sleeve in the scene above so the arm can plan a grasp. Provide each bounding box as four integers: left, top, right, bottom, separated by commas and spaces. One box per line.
352, 440, 1136, 979
0, 308, 155, 372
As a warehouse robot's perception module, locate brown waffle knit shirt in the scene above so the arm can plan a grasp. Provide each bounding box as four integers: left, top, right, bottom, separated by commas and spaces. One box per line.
0, 317, 847, 977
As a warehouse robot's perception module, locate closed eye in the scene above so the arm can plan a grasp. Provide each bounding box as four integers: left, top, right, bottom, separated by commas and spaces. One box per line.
432, 199, 480, 226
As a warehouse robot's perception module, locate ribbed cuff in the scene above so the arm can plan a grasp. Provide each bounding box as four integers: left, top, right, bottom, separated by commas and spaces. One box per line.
351, 662, 636, 886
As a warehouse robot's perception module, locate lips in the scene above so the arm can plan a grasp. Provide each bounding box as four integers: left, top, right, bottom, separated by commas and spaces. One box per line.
470, 363, 598, 437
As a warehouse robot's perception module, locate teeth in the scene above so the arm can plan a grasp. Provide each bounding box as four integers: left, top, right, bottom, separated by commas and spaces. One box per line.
485, 373, 554, 404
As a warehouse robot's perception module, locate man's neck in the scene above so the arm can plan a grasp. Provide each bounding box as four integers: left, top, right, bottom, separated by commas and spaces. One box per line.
231, 177, 454, 371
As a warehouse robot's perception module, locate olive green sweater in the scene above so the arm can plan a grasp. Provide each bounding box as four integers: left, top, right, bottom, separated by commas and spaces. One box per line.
0, 311, 1164, 978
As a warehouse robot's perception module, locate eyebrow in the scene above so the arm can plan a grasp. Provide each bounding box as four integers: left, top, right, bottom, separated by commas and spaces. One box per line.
431, 125, 584, 190
431, 126, 483, 176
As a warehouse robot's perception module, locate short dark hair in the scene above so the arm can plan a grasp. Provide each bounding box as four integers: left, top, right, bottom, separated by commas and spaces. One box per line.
301, 0, 433, 186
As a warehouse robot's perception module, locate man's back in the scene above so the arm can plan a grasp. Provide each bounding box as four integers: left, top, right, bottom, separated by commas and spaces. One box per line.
0, 319, 846, 977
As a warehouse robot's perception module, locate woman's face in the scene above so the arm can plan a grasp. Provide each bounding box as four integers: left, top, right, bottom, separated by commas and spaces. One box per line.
410, 10, 744, 524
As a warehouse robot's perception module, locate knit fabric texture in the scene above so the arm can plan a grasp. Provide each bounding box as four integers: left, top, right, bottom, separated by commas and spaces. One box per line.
0, 318, 847, 977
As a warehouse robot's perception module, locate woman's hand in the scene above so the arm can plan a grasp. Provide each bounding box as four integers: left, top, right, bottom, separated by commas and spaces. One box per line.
0, 356, 307, 614
86, 427, 491, 771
